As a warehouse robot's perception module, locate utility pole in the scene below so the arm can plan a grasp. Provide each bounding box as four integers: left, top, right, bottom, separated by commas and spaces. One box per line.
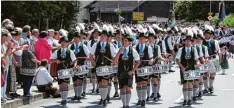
118, 4, 120, 25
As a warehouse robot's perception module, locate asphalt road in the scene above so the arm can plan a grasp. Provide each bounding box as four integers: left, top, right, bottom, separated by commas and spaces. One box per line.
19, 59, 234, 108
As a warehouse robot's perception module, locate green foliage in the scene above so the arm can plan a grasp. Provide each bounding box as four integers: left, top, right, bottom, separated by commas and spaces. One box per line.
175, 1, 234, 22
1, 1, 80, 30
211, 13, 234, 27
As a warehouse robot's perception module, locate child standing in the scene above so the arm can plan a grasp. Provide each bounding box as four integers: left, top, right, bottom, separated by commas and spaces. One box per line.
220, 46, 230, 75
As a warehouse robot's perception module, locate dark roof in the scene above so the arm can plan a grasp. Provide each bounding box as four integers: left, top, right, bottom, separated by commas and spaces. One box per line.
89, 1, 145, 13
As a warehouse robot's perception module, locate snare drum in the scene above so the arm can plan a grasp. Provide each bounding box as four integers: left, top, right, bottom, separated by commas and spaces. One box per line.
183, 70, 200, 80
161, 62, 169, 72
199, 63, 211, 73
84, 60, 93, 69
57, 68, 74, 79
96, 66, 112, 77
74, 65, 89, 76
209, 58, 221, 73
151, 64, 162, 74
136, 67, 152, 77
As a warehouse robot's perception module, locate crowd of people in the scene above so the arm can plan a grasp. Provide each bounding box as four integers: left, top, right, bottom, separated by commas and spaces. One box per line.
1, 18, 234, 108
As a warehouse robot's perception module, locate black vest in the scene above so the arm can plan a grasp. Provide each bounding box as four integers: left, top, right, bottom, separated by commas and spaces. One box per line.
136, 44, 150, 67
157, 40, 163, 52
95, 42, 112, 67
202, 40, 216, 55
150, 44, 159, 58
118, 47, 134, 74
180, 47, 196, 70
164, 36, 170, 53
70, 43, 86, 65
57, 49, 73, 70
91, 39, 96, 47
196, 45, 206, 57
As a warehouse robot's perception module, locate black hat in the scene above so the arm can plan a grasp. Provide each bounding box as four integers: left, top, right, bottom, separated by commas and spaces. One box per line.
59, 36, 69, 43
148, 32, 156, 38
101, 30, 110, 36
204, 29, 214, 34
114, 29, 121, 34
122, 34, 133, 42
73, 31, 80, 37
184, 36, 192, 41
137, 32, 147, 39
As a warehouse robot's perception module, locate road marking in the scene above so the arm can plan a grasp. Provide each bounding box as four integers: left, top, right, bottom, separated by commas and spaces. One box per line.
231, 74, 234, 77
220, 89, 234, 91
174, 95, 183, 103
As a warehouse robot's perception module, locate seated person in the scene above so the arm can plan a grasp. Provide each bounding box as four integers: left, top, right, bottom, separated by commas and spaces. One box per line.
35, 59, 60, 98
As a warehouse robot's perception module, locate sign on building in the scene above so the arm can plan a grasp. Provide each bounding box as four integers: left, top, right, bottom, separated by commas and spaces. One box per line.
133, 12, 144, 21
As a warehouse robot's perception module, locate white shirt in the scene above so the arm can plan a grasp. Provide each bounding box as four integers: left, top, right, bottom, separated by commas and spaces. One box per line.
121, 46, 140, 61
197, 44, 209, 58
91, 42, 117, 58
176, 47, 199, 60
134, 44, 153, 58
149, 44, 162, 58
68, 42, 90, 56
50, 48, 76, 62
35, 67, 53, 85
87, 38, 100, 50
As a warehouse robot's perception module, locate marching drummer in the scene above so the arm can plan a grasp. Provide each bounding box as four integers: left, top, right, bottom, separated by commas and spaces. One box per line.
194, 30, 209, 99
202, 25, 220, 94
68, 31, 91, 101
147, 27, 169, 101
87, 26, 101, 94
134, 31, 154, 107
50, 36, 77, 106
113, 31, 140, 108
176, 35, 200, 106
89, 25, 117, 106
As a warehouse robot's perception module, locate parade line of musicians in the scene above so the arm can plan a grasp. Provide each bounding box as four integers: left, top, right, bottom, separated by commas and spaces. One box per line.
3, 21, 233, 108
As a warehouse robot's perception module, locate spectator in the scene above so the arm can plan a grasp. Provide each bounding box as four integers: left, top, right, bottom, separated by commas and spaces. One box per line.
21, 25, 31, 40
35, 59, 60, 98
35, 31, 52, 64
31, 29, 39, 53
1, 29, 13, 102
20, 45, 41, 97
11, 28, 29, 91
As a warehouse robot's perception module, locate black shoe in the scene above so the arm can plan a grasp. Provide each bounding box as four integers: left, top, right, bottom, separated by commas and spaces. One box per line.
187, 99, 192, 106
103, 99, 107, 106
153, 97, 158, 101
107, 95, 110, 102
192, 96, 197, 101
141, 100, 146, 107
146, 97, 150, 101
71, 96, 78, 100
61, 100, 67, 106
136, 100, 142, 105
203, 89, 209, 94
209, 87, 214, 93
182, 100, 187, 106
169, 70, 175, 72
150, 93, 154, 98
96, 89, 99, 94
125, 105, 130, 108
77, 96, 81, 101
99, 99, 103, 105
157, 93, 161, 99
197, 91, 202, 98
92, 89, 95, 93
113, 92, 119, 98
81, 92, 86, 97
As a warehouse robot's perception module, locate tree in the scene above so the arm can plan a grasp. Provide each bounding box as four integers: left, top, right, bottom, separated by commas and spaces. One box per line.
175, 1, 234, 21
212, 13, 234, 27
1, 1, 80, 30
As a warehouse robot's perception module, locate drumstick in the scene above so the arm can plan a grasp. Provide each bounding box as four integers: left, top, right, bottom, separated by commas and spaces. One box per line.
77, 57, 88, 59
103, 56, 113, 62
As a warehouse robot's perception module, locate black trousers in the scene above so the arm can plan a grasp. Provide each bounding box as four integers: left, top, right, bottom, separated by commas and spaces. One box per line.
37, 83, 57, 97
22, 75, 34, 95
